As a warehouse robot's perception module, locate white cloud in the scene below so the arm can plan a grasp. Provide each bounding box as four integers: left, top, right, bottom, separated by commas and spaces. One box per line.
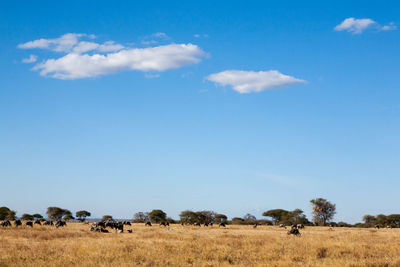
141, 32, 170, 45
335, 18, 397, 34
334, 18, 376, 34
381, 22, 397, 31
18, 33, 124, 53
22, 54, 37, 63
31, 43, 206, 79
18, 33, 206, 79
206, 70, 305, 94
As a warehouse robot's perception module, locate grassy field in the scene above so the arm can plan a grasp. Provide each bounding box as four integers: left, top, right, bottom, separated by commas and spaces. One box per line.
1, 223, 400, 266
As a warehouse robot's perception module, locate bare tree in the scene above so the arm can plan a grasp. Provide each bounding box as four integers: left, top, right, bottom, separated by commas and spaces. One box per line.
310, 198, 336, 226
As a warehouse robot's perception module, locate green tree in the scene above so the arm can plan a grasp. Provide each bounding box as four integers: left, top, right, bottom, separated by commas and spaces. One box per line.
76, 210, 91, 222
0, 207, 11, 220
232, 217, 245, 224
215, 214, 228, 224
244, 214, 257, 224
133, 212, 149, 223
375, 214, 387, 226
46, 207, 70, 220
289, 209, 310, 225
179, 210, 197, 224
262, 209, 290, 225
387, 214, 400, 227
310, 198, 336, 226
362, 215, 376, 227
6, 210, 17, 220
21, 214, 34, 220
64, 214, 75, 221
32, 214, 43, 220
102, 215, 113, 222
149, 209, 167, 223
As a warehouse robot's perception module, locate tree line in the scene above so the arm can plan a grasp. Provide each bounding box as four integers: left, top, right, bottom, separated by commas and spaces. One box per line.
1, 197, 399, 227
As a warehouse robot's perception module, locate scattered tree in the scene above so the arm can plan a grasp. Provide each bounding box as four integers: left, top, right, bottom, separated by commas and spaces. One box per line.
0, 207, 11, 220
149, 209, 167, 223
133, 212, 149, 223
102, 215, 113, 222
46, 207, 70, 221
76, 210, 91, 222
64, 214, 75, 221
214, 214, 228, 224
21, 214, 34, 220
262, 209, 290, 225
32, 214, 43, 220
310, 198, 336, 226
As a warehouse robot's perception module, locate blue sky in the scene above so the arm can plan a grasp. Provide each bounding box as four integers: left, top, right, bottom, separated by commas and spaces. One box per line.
1, 1, 399, 223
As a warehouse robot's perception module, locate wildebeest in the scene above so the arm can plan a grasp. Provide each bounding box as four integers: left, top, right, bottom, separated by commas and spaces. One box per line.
253, 223, 258, 229
26, 221, 33, 227
297, 224, 305, 229
145, 221, 152, 226
204, 222, 209, 227
127, 229, 132, 233
159, 221, 169, 227
219, 222, 226, 227
287, 227, 301, 236
90, 226, 109, 233
43, 220, 53, 226
1, 220, 11, 227
375, 225, 380, 229
14, 220, 22, 227
194, 222, 201, 227
55, 220, 66, 228
279, 224, 286, 229
34, 220, 41, 225
123, 221, 131, 226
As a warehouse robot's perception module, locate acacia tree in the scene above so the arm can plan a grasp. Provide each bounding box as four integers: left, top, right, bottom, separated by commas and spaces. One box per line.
76, 210, 91, 222
133, 212, 149, 222
46, 207, 70, 220
64, 214, 75, 221
310, 198, 336, 226
21, 214, 34, 220
0, 207, 15, 220
32, 214, 43, 220
262, 209, 290, 225
102, 215, 113, 222
149, 210, 166, 223
215, 214, 228, 224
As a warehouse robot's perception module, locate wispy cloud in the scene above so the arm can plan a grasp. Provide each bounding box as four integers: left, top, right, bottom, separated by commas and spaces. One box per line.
334, 17, 396, 34
18, 33, 207, 79
22, 54, 37, 63
206, 70, 305, 94
141, 32, 170, 45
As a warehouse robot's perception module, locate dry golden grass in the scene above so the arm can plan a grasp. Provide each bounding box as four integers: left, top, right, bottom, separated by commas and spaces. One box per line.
1, 223, 400, 266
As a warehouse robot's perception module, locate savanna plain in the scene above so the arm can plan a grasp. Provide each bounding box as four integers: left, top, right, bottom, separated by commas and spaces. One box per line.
1, 223, 400, 267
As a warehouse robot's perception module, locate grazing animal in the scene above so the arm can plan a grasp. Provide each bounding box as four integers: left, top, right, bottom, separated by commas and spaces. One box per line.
219, 223, 226, 227
160, 221, 169, 227
123, 221, 131, 226
1, 220, 11, 227
297, 224, 305, 229
34, 220, 41, 225
375, 225, 380, 229
387, 225, 393, 229
127, 229, 132, 233
145, 221, 152, 226
26, 221, 33, 227
55, 220, 66, 228
279, 224, 286, 229
287, 227, 301, 236
253, 224, 258, 229
194, 222, 201, 227
14, 220, 22, 227
210, 222, 214, 227
43, 220, 53, 226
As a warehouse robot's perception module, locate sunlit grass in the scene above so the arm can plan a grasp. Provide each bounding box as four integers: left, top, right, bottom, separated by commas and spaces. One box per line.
1, 223, 400, 266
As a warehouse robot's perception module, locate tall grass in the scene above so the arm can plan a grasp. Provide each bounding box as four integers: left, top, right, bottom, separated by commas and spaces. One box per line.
1, 223, 400, 266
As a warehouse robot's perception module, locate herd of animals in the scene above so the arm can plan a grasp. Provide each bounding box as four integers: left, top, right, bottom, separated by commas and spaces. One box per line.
0, 219, 392, 236
0, 218, 304, 236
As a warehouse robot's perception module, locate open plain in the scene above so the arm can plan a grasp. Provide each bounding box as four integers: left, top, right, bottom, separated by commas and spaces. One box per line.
1, 223, 400, 266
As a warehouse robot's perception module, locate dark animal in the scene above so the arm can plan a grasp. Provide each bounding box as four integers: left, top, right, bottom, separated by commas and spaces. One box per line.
34, 220, 41, 225
204, 223, 209, 227
375, 225, 380, 229
1, 220, 11, 227
253, 223, 258, 229
219, 223, 226, 227
160, 221, 169, 227
127, 229, 132, 233
26, 221, 33, 227
287, 227, 301, 236
297, 224, 305, 229
123, 221, 131, 226
194, 222, 201, 227
145, 221, 152, 226
55, 220, 66, 228
279, 224, 286, 228
43, 220, 53, 226
14, 220, 22, 227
